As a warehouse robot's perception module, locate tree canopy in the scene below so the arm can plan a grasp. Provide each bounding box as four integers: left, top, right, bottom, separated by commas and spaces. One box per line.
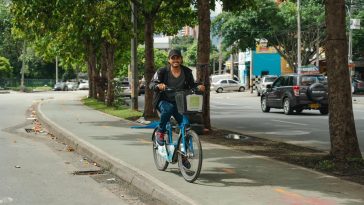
212, 0, 325, 69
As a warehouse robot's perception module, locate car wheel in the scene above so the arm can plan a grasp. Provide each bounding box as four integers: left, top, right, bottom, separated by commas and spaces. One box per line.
216, 88, 223, 93
283, 98, 293, 115
319, 107, 329, 115
238, 86, 245, 92
261, 96, 270, 112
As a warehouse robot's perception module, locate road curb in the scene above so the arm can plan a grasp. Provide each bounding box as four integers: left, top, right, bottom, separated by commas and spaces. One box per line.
36, 100, 199, 205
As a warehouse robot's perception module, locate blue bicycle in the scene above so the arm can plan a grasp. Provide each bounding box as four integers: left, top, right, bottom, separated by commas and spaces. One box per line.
152, 89, 203, 183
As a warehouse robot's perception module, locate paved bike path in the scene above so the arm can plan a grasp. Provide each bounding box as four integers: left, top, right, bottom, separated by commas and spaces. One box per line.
37, 94, 364, 205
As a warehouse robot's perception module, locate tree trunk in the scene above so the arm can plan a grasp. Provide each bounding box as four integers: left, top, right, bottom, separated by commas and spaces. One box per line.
85, 41, 97, 99
325, 0, 362, 160
143, 15, 157, 119
99, 41, 110, 103
197, 0, 211, 130
103, 41, 115, 106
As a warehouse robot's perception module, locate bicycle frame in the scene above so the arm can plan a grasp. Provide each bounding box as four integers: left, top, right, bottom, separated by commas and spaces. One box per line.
162, 115, 194, 163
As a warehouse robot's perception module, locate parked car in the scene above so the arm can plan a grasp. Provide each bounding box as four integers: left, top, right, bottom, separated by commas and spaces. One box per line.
261, 74, 328, 115
210, 74, 239, 84
66, 81, 78, 91
211, 79, 245, 93
53, 82, 68, 91
256, 75, 278, 96
78, 80, 89, 90
352, 78, 364, 94
114, 79, 131, 98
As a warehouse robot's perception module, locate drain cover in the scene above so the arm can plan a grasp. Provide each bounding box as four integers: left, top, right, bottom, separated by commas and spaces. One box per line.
225, 134, 250, 141
25, 128, 34, 133
72, 170, 104, 175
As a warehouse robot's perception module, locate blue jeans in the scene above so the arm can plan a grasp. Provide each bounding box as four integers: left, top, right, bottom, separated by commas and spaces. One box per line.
157, 100, 183, 132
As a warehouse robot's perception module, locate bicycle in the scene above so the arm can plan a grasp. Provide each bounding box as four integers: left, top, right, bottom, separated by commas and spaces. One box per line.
152, 88, 203, 183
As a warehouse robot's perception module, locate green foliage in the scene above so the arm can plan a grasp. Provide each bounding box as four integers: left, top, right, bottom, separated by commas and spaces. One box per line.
0, 0, 22, 77
352, 9, 364, 60
0, 56, 13, 77
136, 46, 168, 75
212, 0, 325, 68
10, 0, 133, 79
184, 41, 198, 66
171, 36, 195, 53
317, 160, 335, 171
220, 0, 256, 12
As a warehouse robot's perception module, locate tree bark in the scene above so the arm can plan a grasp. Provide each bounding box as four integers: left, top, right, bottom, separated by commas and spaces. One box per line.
99, 41, 110, 103
325, 0, 362, 160
143, 15, 157, 119
85, 41, 97, 99
197, 0, 211, 130
103, 41, 115, 106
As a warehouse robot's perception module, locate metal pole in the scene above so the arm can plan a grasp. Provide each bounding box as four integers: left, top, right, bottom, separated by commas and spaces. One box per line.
316, 26, 320, 67
56, 56, 58, 83
218, 32, 222, 75
297, 0, 302, 74
130, 2, 138, 110
231, 53, 234, 79
250, 49, 253, 93
348, 0, 353, 64
20, 41, 26, 92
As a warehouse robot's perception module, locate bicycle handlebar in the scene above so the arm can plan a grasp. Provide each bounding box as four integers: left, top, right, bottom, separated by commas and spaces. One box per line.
163, 87, 200, 93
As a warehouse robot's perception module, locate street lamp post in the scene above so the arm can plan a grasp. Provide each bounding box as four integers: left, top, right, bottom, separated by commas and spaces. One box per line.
130, 2, 138, 110
348, 0, 353, 64
297, 0, 302, 74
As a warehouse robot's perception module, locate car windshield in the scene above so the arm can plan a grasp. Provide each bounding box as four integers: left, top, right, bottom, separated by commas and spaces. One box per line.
300, 75, 327, 85
265, 77, 277, 82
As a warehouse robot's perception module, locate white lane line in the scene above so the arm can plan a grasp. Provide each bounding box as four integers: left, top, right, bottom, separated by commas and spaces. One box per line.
271, 120, 308, 126
211, 102, 237, 106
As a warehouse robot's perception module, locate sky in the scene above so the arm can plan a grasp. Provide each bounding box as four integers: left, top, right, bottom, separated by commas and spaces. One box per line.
211, 1, 223, 17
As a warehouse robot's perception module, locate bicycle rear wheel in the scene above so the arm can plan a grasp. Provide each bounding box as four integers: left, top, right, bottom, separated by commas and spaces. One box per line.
152, 128, 169, 171
178, 130, 202, 183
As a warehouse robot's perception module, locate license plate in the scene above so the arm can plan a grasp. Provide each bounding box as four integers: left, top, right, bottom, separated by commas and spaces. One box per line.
309, 103, 320, 109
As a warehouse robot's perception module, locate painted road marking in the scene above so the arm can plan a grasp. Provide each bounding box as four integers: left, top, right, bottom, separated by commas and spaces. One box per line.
0, 197, 14, 204
275, 188, 336, 205
272, 120, 308, 126
138, 138, 152, 144
221, 168, 236, 174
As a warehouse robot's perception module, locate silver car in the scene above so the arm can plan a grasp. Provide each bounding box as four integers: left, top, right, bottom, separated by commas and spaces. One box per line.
211, 79, 245, 93
256, 75, 278, 96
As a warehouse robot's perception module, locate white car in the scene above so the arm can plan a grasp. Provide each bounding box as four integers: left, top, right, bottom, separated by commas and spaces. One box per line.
256, 75, 278, 96
66, 82, 78, 91
78, 81, 89, 90
211, 79, 245, 93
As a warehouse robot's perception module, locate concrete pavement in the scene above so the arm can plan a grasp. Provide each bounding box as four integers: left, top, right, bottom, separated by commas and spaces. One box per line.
36, 93, 364, 205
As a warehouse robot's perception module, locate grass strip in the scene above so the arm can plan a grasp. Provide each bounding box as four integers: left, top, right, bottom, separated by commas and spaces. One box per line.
81, 97, 142, 120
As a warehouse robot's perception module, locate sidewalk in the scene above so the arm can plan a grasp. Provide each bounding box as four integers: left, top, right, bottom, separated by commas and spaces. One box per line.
36, 94, 364, 205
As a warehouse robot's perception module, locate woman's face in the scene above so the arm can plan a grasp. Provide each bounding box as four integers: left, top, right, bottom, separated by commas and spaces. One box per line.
168, 55, 182, 68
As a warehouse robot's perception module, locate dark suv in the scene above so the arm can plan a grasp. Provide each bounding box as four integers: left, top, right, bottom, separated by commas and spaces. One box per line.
261, 74, 328, 115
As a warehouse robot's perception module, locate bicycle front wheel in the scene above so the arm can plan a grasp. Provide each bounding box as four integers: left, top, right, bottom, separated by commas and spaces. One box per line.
152, 128, 169, 171
178, 130, 202, 183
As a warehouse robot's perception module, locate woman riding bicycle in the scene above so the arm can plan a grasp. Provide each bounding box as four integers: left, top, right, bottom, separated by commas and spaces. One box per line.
149, 49, 205, 146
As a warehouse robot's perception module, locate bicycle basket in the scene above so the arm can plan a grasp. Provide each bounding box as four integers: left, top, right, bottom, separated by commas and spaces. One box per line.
175, 91, 203, 114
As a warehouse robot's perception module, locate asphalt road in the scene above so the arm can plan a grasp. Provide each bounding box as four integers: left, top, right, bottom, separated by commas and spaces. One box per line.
137, 91, 364, 154
0, 91, 138, 205
209, 91, 364, 154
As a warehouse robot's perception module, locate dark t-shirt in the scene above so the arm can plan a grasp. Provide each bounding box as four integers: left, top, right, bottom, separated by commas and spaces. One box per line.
165, 70, 185, 102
